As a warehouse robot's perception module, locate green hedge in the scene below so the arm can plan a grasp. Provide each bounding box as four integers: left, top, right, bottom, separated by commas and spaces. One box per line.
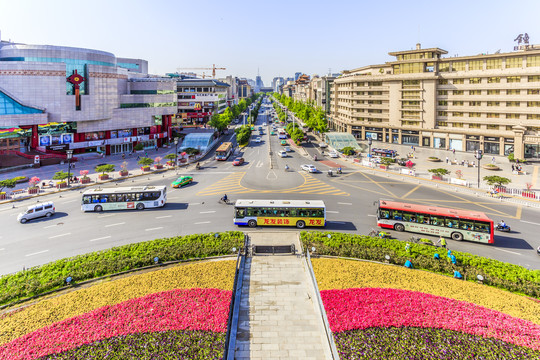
0, 231, 244, 306
301, 231, 540, 299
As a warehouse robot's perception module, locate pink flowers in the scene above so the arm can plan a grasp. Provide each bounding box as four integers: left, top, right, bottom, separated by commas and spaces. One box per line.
0, 288, 231, 360
321, 288, 540, 350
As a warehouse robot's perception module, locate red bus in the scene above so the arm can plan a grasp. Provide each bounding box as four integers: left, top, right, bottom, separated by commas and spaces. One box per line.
376, 200, 494, 244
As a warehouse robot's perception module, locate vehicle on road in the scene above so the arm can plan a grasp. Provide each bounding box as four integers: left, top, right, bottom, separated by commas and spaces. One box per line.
278, 150, 287, 158
278, 130, 287, 139
376, 200, 494, 244
328, 150, 339, 158
280, 140, 287, 146
270, 131, 276, 135
495, 223, 511, 232
82, 186, 166, 212
215, 142, 233, 161
319, 142, 328, 148
233, 199, 326, 229
18, 201, 55, 223
255, 137, 262, 143
371, 148, 397, 158
262, 122, 266, 126
301, 164, 317, 173
232, 157, 245, 166
171, 176, 193, 188
284, 146, 292, 152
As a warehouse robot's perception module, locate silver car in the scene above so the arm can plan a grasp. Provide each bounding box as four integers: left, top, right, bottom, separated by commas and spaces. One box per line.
18, 201, 55, 223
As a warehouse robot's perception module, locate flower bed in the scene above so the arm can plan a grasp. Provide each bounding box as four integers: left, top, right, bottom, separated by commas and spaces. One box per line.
0, 288, 231, 360
334, 327, 540, 359
37, 330, 225, 360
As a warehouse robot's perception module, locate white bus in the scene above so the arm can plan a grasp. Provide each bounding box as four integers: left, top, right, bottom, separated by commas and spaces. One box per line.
81, 186, 167, 212
233, 199, 326, 228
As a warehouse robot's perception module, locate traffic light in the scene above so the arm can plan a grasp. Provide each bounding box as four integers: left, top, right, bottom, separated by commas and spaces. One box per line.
476, 149, 483, 160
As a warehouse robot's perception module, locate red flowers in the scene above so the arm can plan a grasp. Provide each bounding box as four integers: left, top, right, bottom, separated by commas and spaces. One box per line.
0, 288, 231, 360
321, 288, 540, 350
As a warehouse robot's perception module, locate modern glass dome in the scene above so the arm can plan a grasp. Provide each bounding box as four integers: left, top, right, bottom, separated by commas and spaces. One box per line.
180, 132, 215, 152
325, 132, 360, 150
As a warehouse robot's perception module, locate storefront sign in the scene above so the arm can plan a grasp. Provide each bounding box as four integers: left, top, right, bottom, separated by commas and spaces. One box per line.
48, 144, 68, 151
466, 135, 479, 140
485, 137, 499, 142
88, 140, 104, 147
504, 138, 514, 143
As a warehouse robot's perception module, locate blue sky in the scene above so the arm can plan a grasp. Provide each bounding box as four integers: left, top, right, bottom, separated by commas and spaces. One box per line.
1, 0, 539, 85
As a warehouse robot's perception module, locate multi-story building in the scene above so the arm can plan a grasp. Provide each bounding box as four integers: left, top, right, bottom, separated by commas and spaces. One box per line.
0, 37, 176, 155
237, 79, 253, 100
308, 74, 337, 113
255, 75, 264, 93
218, 75, 239, 107
175, 79, 229, 125
330, 43, 540, 159
292, 74, 310, 102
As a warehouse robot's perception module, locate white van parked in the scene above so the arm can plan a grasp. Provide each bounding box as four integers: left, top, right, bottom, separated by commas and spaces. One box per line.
17, 201, 55, 223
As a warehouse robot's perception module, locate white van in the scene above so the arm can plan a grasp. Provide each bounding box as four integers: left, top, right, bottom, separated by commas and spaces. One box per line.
17, 201, 55, 223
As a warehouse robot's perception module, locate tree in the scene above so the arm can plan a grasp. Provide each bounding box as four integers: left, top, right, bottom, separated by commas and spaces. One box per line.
164, 153, 177, 161
52, 171, 70, 180
428, 168, 450, 177
341, 147, 356, 156
483, 176, 511, 187
208, 114, 227, 133
0, 179, 17, 194
380, 157, 395, 166
95, 164, 116, 175
291, 128, 305, 144
235, 125, 251, 145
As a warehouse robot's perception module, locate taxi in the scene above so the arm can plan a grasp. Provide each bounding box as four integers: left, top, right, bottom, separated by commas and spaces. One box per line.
171, 175, 193, 188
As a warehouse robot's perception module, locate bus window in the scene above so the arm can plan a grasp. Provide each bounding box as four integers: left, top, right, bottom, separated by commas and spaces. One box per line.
289, 209, 297, 216
403, 212, 416, 222
392, 211, 402, 220
445, 218, 456, 228
460, 220, 474, 230
83, 196, 91, 204
475, 222, 490, 233
236, 208, 246, 218
100, 195, 108, 203
135, 193, 143, 201
380, 210, 390, 219
430, 216, 441, 226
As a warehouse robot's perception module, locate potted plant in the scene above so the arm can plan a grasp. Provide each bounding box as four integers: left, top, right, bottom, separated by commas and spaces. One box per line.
379, 157, 394, 170
164, 153, 177, 167
28, 176, 41, 194
0, 178, 17, 198
119, 161, 129, 177
52, 171, 70, 188
482, 163, 500, 170
138, 157, 154, 171
80, 170, 91, 184
154, 156, 163, 170
134, 143, 144, 152
455, 170, 463, 179
95, 164, 115, 180
428, 168, 450, 180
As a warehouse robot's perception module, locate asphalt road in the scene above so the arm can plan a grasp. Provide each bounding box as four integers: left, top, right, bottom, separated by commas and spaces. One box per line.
1, 100, 539, 275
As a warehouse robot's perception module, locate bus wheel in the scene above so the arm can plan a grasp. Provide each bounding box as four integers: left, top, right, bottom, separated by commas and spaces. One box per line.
248, 220, 257, 228
296, 220, 306, 229
451, 232, 463, 241
94, 205, 103, 212
136, 203, 145, 210
394, 223, 405, 232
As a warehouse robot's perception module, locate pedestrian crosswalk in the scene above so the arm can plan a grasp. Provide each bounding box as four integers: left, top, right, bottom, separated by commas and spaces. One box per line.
196, 171, 349, 196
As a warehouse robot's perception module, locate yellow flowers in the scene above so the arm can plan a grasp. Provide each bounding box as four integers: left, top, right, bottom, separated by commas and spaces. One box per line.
313, 258, 540, 325
0, 260, 235, 345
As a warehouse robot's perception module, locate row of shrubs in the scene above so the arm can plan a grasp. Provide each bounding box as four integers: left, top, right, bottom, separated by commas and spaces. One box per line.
0, 231, 245, 307
301, 231, 540, 299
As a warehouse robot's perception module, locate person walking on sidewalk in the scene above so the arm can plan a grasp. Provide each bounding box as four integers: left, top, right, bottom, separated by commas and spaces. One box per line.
446, 156, 449, 163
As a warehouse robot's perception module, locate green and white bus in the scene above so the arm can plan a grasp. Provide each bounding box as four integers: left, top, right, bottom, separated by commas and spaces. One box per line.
81, 186, 166, 212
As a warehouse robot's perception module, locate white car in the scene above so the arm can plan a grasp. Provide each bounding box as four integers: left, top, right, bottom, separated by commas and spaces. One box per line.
255, 137, 262, 143
319, 142, 328, 148
328, 151, 339, 158
284, 146, 292, 152
263, 122, 267, 126
301, 164, 317, 173
278, 150, 287, 158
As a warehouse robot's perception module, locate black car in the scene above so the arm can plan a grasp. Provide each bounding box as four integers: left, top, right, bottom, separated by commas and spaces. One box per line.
397, 158, 408, 166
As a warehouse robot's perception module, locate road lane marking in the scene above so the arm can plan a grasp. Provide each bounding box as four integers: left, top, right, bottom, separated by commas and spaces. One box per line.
48, 233, 71, 239
145, 227, 164, 231
338, 202, 352, 205
105, 222, 125, 227
89, 236, 112, 242
494, 248, 522, 255
0, 248, 5, 251
326, 211, 339, 214
98, 214, 116, 218
520, 220, 540, 226
200, 211, 216, 214
327, 221, 346, 224
26, 250, 49, 257
367, 214, 376, 217
59, 199, 77, 204
401, 184, 422, 200
189, 202, 201, 206
155, 215, 172, 219
43, 225, 58, 229
194, 221, 211, 224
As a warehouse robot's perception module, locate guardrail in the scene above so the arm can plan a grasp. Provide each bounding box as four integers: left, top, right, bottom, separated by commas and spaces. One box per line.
223, 234, 249, 360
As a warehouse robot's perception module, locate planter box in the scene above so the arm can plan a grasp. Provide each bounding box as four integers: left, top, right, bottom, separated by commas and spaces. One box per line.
379, 165, 388, 170
99, 174, 109, 180
482, 165, 500, 171
166, 161, 175, 166
431, 175, 443, 181
28, 188, 39, 194
56, 183, 67, 189
141, 167, 151, 172
427, 158, 441, 162
154, 164, 163, 170
0, 193, 7, 199
119, 171, 129, 177
81, 178, 91, 184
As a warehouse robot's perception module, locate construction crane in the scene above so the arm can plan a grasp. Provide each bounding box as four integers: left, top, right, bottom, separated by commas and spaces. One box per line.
176, 64, 226, 79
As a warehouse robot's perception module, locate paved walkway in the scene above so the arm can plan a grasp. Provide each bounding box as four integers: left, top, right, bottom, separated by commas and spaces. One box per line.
234, 232, 332, 359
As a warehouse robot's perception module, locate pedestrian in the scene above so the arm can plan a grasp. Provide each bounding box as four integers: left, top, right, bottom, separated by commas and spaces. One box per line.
437, 236, 447, 249
405, 243, 411, 253
453, 149, 455, 155
145, 151, 148, 158
450, 254, 457, 265
137, 154, 140, 161
492, 157, 495, 164
512, 164, 515, 171
446, 156, 449, 163
122, 153, 125, 160
155, 145, 158, 152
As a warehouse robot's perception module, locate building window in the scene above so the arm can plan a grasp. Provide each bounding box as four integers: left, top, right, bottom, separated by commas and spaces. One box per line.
487, 90, 500, 95
437, 121, 448, 127
487, 124, 499, 129
506, 57, 522, 68
439, 63, 450, 72
487, 101, 500, 106
437, 90, 448, 96
528, 76, 540, 82
507, 89, 520, 95
452, 101, 464, 106
453, 90, 464, 95
527, 114, 540, 120
469, 101, 481, 106
506, 101, 520, 107
452, 112, 464, 117
452, 61, 466, 72
453, 79, 464, 84
488, 77, 501, 83
469, 90, 482, 95
507, 76, 521, 83
527, 101, 540, 107
438, 111, 448, 116
486, 59, 502, 70
469, 77, 481, 84
469, 60, 483, 71
528, 89, 540, 95
526, 55, 540, 67
469, 123, 481, 129
402, 80, 420, 88
439, 79, 448, 85
487, 113, 500, 118
506, 113, 520, 119
452, 122, 464, 128
438, 100, 448, 106
469, 112, 481, 117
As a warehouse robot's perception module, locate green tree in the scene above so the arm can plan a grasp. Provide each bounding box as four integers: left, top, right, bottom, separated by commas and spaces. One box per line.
291, 128, 305, 144
137, 158, 154, 168
52, 171, 70, 180
208, 114, 228, 133
95, 164, 116, 175
235, 125, 251, 145
0, 179, 17, 194
428, 168, 450, 177
164, 153, 177, 161
483, 176, 511, 187
341, 147, 356, 156
380, 157, 395, 166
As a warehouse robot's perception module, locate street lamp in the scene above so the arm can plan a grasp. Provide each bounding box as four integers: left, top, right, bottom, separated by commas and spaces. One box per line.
174, 137, 179, 173
368, 137, 372, 160
66, 150, 73, 187
475, 147, 483, 188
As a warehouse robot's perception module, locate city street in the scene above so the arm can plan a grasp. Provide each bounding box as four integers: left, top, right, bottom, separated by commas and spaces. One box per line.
1, 100, 539, 276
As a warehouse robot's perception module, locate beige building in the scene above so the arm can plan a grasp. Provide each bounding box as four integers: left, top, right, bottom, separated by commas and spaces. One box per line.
330, 43, 540, 159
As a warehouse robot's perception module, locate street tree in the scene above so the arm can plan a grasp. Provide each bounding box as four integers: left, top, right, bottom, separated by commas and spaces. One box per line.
52, 171, 70, 180
0, 179, 17, 194
483, 176, 511, 187
428, 168, 450, 177
95, 164, 116, 175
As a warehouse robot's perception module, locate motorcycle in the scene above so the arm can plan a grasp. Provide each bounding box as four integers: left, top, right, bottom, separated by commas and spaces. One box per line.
495, 224, 511, 232
219, 197, 231, 205
196, 163, 201, 170
314, 155, 317, 161
327, 169, 333, 177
